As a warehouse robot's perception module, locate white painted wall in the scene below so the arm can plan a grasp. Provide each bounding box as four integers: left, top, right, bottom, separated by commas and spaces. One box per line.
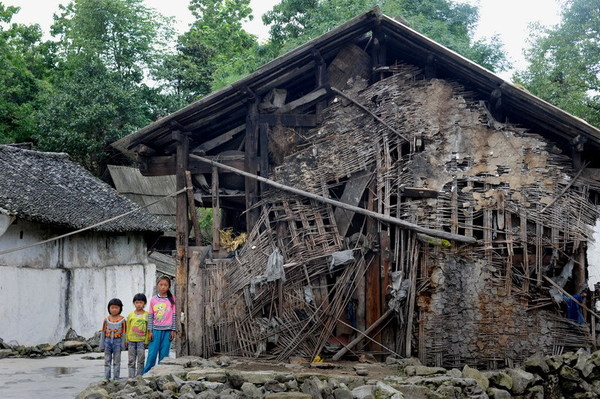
587, 217, 600, 291
0, 218, 158, 346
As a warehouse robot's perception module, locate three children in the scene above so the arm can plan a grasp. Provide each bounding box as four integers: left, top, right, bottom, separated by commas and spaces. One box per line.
100, 276, 175, 383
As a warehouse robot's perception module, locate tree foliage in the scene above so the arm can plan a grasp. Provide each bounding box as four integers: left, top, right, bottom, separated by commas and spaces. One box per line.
515, 0, 600, 128
262, 0, 509, 72
0, 4, 49, 144
34, 0, 177, 175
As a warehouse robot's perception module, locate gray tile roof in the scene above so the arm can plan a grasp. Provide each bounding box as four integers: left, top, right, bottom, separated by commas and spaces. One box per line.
0, 145, 172, 232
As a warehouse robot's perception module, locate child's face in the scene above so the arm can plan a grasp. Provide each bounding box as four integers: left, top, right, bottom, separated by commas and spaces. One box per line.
133, 300, 146, 311
157, 279, 170, 296
109, 304, 121, 316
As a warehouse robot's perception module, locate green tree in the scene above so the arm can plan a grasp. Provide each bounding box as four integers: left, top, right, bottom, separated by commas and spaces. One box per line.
174, 0, 261, 93
515, 0, 600, 128
263, 0, 509, 72
0, 3, 49, 144
35, 0, 177, 175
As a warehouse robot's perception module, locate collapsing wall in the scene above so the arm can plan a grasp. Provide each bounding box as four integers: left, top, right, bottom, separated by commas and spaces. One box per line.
194, 64, 598, 367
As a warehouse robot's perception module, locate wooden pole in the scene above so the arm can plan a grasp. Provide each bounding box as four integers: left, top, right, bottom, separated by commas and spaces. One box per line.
174, 132, 190, 356
189, 154, 477, 244
185, 171, 202, 246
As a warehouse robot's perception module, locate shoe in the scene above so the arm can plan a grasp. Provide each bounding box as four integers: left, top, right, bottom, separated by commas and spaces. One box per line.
113, 379, 121, 383
100, 379, 109, 384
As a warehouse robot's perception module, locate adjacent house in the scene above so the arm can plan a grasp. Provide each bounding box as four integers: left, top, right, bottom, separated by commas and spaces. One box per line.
0, 145, 171, 346
113, 8, 600, 368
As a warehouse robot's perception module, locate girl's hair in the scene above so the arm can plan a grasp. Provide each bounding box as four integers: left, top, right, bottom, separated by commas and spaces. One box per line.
133, 293, 147, 304
107, 298, 123, 314
157, 276, 175, 306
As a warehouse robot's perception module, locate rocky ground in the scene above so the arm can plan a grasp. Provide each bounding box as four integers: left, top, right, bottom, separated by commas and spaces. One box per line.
75, 349, 600, 399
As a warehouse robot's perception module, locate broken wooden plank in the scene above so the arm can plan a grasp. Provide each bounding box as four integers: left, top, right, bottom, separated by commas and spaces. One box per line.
275, 87, 330, 114
185, 171, 202, 246
194, 125, 245, 153
334, 170, 373, 237
190, 154, 477, 243
400, 186, 440, 199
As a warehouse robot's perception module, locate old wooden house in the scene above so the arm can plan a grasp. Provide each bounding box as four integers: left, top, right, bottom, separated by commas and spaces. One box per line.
0, 145, 170, 345
113, 9, 600, 369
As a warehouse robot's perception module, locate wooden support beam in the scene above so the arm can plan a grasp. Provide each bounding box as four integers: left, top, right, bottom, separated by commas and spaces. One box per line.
314, 49, 328, 118
173, 131, 189, 356
187, 246, 211, 357
190, 154, 478, 244
274, 87, 330, 114
366, 181, 382, 352
259, 123, 269, 194
139, 154, 246, 177
400, 186, 439, 199
245, 94, 260, 230
185, 171, 202, 246
194, 125, 245, 153
212, 165, 221, 250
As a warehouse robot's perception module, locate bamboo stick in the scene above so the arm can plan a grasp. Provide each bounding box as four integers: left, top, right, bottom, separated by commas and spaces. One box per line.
190, 154, 477, 244
332, 308, 394, 360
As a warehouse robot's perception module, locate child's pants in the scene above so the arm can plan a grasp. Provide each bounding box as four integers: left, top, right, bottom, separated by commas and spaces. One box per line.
128, 341, 145, 377
142, 330, 171, 374
103, 337, 122, 380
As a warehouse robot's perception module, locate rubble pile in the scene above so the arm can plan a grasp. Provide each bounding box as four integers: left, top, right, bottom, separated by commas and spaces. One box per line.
76, 349, 600, 399
0, 329, 100, 359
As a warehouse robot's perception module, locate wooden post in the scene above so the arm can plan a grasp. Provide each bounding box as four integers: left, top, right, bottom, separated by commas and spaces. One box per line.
259, 123, 269, 193
173, 131, 189, 356
185, 171, 202, 246
212, 166, 221, 250
187, 247, 210, 357
366, 181, 382, 352
314, 49, 328, 118
244, 90, 260, 230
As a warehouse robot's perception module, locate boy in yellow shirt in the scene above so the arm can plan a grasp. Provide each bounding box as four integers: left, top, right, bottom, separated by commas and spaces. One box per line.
126, 293, 149, 379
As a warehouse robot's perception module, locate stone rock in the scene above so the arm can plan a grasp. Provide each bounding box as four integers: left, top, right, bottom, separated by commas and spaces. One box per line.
240, 371, 278, 385
198, 390, 219, 399
446, 369, 462, 378
487, 388, 511, 399
405, 366, 446, 376
525, 385, 544, 399
201, 381, 225, 391
506, 368, 534, 395
333, 388, 353, 399
391, 384, 439, 399
301, 377, 323, 399
356, 369, 369, 376
144, 364, 186, 377
484, 371, 512, 390
75, 386, 110, 399
265, 380, 287, 393
351, 385, 376, 399
62, 340, 86, 351
524, 353, 550, 375
0, 349, 12, 359
286, 380, 299, 391
179, 384, 196, 396
375, 381, 404, 399
311, 362, 337, 369
180, 394, 196, 399
294, 372, 330, 383
275, 373, 295, 383
227, 371, 246, 389
434, 385, 462, 398
221, 394, 237, 399
265, 393, 312, 399
161, 381, 179, 392
241, 382, 263, 399
396, 358, 422, 368
462, 365, 489, 390
385, 357, 400, 365
574, 350, 595, 377
545, 355, 564, 371
560, 365, 583, 382
65, 328, 84, 341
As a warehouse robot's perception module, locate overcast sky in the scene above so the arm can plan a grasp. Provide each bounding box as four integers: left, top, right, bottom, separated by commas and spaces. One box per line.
5, 0, 562, 79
